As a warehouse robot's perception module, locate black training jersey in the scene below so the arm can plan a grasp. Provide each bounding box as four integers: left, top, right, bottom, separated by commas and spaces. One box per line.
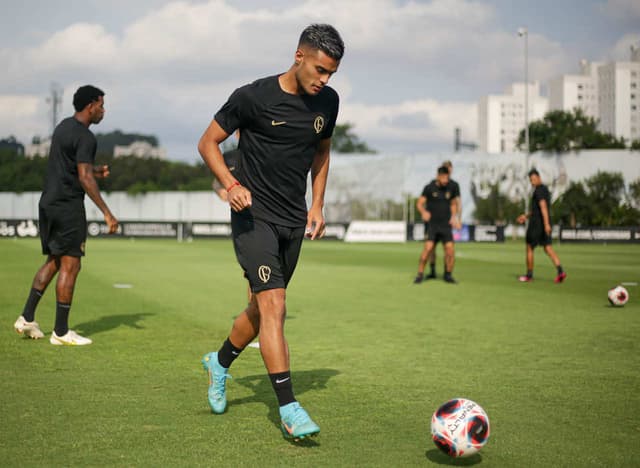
531, 184, 551, 226
40, 117, 97, 207
421, 180, 456, 224
214, 75, 339, 227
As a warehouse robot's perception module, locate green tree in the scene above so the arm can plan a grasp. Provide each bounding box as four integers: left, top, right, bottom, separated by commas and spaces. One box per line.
472, 183, 524, 224
331, 123, 376, 153
518, 109, 626, 153
552, 181, 590, 227
630, 139, 640, 151
554, 172, 640, 226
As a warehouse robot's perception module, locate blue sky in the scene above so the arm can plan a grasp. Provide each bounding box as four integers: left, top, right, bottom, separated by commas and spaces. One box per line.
1, 0, 638, 160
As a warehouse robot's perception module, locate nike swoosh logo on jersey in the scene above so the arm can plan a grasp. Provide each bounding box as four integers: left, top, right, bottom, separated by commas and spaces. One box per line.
275, 377, 290, 384
271, 120, 287, 126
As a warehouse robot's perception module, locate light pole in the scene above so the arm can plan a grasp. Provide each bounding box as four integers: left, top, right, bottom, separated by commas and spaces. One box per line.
517, 27, 529, 162
518, 27, 530, 216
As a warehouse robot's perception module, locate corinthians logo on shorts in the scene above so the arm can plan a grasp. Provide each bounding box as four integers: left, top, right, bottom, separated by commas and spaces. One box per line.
258, 265, 271, 283
313, 115, 325, 134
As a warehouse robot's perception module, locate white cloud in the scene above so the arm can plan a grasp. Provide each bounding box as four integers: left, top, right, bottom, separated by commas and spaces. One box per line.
0, 95, 47, 143
0, 0, 617, 158
608, 33, 640, 61
600, 0, 640, 20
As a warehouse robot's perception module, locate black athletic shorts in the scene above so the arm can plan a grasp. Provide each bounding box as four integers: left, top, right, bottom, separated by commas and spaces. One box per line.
526, 223, 552, 248
231, 211, 305, 293
39, 201, 87, 257
425, 223, 453, 244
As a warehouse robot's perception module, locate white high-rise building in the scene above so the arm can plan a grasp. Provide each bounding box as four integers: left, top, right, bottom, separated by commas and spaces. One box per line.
598, 46, 640, 143
548, 46, 640, 144
478, 82, 548, 153
549, 60, 601, 119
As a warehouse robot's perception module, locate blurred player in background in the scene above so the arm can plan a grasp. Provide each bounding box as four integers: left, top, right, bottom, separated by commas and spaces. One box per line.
420, 160, 461, 279
414, 165, 461, 284
517, 168, 566, 283
14, 85, 119, 345
198, 24, 344, 441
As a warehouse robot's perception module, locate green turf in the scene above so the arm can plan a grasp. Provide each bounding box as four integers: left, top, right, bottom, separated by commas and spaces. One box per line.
1, 238, 639, 467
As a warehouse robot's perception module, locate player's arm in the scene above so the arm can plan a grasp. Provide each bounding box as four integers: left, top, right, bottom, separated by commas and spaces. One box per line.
539, 199, 552, 234
307, 138, 331, 240
416, 195, 431, 222
450, 198, 461, 230
77, 163, 118, 234
198, 119, 251, 212
516, 210, 531, 224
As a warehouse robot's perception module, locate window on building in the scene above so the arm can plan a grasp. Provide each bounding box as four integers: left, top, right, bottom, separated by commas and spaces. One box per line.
577, 84, 583, 90
500, 139, 505, 152
633, 105, 638, 111
578, 95, 583, 100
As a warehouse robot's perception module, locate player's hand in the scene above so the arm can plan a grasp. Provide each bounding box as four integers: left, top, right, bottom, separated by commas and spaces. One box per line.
228, 185, 252, 212
105, 212, 119, 234
544, 223, 552, 235
306, 207, 325, 240
516, 214, 527, 224
93, 165, 110, 179
421, 211, 431, 222
451, 218, 462, 230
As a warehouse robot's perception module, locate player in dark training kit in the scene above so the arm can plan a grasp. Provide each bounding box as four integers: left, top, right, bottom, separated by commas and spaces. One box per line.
421, 160, 461, 279
517, 169, 566, 283
198, 24, 344, 441
414, 166, 461, 284
14, 85, 119, 345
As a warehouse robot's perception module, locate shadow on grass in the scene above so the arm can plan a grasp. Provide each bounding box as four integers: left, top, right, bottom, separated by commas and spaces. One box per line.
231, 368, 340, 447
425, 449, 483, 465
73, 313, 155, 336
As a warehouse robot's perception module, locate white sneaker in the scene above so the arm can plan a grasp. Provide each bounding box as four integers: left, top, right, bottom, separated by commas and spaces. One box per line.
50, 330, 92, 346
14, 316, 45, 339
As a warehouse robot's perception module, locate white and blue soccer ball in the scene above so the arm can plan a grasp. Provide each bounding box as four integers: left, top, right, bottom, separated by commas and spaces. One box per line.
430, 398, 490, 458
608, 285, 629, 307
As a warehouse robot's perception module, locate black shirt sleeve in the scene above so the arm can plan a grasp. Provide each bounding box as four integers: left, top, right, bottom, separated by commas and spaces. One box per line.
76, 131, 97, 165
214, 85, 260, 135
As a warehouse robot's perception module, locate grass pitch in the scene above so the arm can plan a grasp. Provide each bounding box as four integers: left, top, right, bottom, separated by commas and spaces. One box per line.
1, 238, 639, 467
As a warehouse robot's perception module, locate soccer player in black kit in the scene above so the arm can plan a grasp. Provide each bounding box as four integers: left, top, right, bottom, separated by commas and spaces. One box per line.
421, 160, 461, 279
197, 24, 343, 441
517, 169, 566, 283
14, 85, 119, 345
414, 166, 461, 284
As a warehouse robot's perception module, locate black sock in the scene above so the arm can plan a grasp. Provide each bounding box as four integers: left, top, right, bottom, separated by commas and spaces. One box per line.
527, 270, 533, 278
444, 270, 452, 279
557, 265, 563, 274
22, 288, 43, 322
429, 263, 436, 275
54, 302, 71, 336
269, 371, 296, 407
217, 337, 244, 368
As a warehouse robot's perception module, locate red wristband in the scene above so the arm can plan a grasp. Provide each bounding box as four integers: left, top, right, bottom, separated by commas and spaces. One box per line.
226, 181, 241, 193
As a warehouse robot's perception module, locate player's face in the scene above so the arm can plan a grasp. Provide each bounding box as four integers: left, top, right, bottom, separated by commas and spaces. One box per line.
437, 173, 449, 185
89, 96, 105, 124
529, 174, 540, 186
294, 47, 340, 95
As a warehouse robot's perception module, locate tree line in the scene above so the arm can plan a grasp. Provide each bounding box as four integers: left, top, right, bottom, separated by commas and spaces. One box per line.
473, 171, 640, 227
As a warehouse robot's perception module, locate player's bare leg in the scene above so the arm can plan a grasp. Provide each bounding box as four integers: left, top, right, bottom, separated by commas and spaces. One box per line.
519, 244, 535, 282
443, 242, 456, 283
49, 255, 91, 345
14, 256, 60, 339
544, 245, 566, 283
415, 241, 436, 283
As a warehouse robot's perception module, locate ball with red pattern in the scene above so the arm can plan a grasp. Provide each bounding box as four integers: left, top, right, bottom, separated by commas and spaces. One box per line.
430, 398, 490, 458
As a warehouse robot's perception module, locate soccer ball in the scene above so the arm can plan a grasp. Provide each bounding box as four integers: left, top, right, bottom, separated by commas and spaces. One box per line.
608, 285, 629, 306
430, 398, 490, 458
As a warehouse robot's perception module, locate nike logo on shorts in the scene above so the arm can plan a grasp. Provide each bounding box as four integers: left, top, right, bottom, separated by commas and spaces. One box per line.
271, 120, 287, 126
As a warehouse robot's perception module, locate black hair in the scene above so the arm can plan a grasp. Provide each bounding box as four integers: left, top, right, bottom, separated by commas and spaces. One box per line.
298, 24, 344, 60
528, 168, 540, 177
437, 166, 450, 175
73, 85, 104, 112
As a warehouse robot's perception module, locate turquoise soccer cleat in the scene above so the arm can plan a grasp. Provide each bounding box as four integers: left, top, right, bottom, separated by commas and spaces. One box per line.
279, 402, 320, 441
201, 352, 231, 414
